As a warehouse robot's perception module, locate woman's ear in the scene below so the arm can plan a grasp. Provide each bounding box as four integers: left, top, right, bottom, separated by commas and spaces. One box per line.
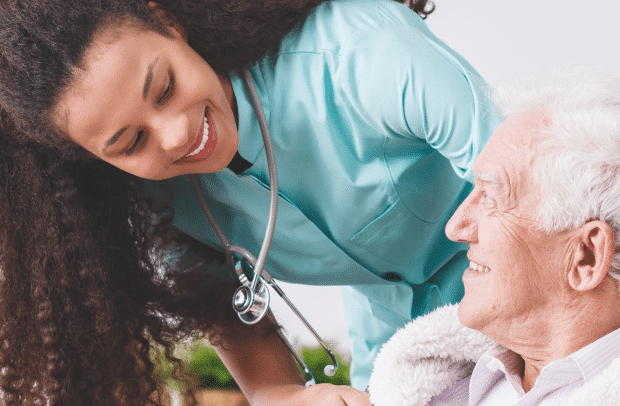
568, 220, 615, 292
147, 1, 188, 40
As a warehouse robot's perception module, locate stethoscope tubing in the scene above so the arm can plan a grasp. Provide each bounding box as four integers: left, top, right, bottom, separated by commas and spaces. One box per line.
190, 68, 278, 287
240, 68, 278, 292
188, 68, 339, 383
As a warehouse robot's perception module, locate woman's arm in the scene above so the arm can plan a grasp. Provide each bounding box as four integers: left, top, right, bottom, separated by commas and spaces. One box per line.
335, 11, 503, 183
213, 316, 371, 406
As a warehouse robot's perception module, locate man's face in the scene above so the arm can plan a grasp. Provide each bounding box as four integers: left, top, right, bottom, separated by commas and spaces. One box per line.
445, 111, 580, 342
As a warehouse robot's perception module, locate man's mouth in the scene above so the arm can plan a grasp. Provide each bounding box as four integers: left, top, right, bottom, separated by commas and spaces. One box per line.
175, 112, 218, 165
468, 260, 491, 273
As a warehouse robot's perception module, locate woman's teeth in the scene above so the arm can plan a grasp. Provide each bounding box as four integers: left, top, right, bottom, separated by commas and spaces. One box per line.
186, 117, 209, 158
469, 261, 491, 273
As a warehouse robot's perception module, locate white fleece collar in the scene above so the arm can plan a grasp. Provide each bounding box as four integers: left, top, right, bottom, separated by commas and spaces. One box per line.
367, 304, 620, 406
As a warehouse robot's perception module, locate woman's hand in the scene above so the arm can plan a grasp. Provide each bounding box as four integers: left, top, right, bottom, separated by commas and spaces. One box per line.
253, 383, 372, 406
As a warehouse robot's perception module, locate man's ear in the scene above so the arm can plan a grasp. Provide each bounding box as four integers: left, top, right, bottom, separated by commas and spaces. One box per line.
147, 1, 187, 40
568, 220, 615, 291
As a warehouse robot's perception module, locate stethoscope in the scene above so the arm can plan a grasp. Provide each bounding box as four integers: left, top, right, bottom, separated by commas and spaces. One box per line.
189, 69, 338, 386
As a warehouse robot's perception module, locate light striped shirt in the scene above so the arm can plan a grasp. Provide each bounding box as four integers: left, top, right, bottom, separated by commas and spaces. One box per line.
429, 327, 620, 405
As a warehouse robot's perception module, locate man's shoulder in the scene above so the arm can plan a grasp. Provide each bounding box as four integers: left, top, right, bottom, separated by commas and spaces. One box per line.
564, 341, 620, 405
368, 305, 495, 406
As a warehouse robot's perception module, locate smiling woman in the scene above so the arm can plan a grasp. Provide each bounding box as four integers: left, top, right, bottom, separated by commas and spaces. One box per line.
0, 0, 502, 404
0, 0, 329, 404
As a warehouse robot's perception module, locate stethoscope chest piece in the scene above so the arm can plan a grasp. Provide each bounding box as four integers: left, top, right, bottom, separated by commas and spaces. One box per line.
232, 279, 270, 325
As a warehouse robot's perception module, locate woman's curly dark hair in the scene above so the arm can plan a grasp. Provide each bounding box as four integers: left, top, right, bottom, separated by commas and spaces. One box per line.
0, 110, 244, 405
0, 0, 435, 404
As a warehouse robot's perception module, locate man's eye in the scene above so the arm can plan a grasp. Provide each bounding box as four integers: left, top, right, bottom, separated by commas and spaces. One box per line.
483, 193, 494, 204
125, 130, 145, 156
157, 74, 174, 104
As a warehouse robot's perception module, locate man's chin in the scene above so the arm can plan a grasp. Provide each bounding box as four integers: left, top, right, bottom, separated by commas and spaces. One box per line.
457, 301, 486, 331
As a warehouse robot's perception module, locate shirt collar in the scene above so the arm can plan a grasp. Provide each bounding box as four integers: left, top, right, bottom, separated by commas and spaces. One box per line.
469, 343, 520, 403
568, 326, 620, 383
468, 326, 620, 404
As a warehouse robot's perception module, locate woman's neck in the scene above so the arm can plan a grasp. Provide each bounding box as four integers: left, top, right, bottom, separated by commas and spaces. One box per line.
217, 70, 238, 127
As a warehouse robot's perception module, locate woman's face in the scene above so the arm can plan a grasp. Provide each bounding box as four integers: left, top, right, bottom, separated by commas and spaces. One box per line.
53, 24, 239, 180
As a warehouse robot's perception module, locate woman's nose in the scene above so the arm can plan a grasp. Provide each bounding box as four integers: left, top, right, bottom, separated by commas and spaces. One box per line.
156, 114, 190, 152
445, 195, 478, 243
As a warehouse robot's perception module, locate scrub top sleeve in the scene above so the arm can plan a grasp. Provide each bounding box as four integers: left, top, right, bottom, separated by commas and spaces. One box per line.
336, 22, 502, 182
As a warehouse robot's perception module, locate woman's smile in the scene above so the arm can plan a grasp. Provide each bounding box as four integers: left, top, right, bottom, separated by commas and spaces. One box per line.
175, 112, 218, 165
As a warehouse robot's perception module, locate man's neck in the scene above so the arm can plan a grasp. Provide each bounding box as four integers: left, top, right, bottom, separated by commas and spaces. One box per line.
498, 283, 620, 392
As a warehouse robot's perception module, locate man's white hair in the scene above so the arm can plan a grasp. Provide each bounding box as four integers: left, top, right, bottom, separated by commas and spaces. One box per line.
493, 67, 620, 285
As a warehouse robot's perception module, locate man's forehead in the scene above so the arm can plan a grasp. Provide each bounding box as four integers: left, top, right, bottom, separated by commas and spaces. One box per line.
475, 111, 546, 172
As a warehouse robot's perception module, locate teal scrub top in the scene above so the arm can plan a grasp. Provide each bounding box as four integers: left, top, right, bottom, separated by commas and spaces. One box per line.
149, 0, 502, 389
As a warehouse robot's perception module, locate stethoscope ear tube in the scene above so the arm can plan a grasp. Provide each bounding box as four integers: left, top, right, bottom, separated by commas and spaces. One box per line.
186, 68, 339, 385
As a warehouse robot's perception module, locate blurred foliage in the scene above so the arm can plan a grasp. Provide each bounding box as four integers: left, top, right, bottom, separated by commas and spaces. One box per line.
185, 342, 238, 389
152, 339, 351, 389
299, 345, 350, 386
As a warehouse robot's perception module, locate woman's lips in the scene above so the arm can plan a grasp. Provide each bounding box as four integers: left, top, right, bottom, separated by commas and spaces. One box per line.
175, 113, 218, 165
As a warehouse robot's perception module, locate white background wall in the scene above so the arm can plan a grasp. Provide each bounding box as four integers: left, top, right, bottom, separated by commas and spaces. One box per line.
270, 0, 620, 357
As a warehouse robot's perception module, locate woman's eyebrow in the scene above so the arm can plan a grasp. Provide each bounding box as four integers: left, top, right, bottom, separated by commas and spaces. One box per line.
142, 55, 160, 100
103, 126, 129, 153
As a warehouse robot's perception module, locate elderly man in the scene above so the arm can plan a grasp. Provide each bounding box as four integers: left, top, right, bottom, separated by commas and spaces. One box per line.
367, 68, 620, 406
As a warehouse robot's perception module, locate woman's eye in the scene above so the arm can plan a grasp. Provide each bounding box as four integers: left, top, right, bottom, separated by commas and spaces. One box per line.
125, 130, 145, 156
157, 74, 174, 104
483, 193, 494, 204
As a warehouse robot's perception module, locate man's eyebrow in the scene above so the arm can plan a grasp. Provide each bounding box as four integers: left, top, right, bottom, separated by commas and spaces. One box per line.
103, 126, 129, 153
476, 172, 502, 185
143, 55, 160, 100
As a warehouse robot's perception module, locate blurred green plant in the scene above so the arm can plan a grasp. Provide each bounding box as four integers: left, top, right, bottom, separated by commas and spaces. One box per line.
299, 345, 351, 386
185, 342, 238, 389
152, 340, 351, 389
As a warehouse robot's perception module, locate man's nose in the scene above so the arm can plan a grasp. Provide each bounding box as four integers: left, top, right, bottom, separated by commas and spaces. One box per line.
157, 114, 190, 151
445, 195, 478, 243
